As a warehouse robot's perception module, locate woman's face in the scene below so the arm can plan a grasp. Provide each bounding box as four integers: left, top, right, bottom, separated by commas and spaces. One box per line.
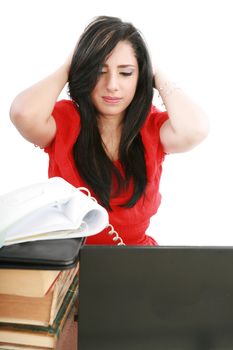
91, 41, 139, 120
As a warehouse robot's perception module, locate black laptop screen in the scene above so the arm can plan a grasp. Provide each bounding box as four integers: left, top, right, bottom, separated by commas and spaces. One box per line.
78, 246, 233, 350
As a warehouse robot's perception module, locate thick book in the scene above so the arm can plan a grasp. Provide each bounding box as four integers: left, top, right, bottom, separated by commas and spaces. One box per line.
0, 263, 79, 326
0, 274, 78, 349
0, 269, 60, 297
0, 177, 108, 247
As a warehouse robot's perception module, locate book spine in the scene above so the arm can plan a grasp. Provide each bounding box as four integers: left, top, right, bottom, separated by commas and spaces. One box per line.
49, 263, 79, 325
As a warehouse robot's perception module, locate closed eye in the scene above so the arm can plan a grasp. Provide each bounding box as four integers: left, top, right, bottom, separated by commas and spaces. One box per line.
120, 72, 133, 76
98, 71, 133, 76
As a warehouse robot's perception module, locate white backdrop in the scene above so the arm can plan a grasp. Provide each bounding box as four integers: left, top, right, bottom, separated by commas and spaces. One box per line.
1, 0, 232, 245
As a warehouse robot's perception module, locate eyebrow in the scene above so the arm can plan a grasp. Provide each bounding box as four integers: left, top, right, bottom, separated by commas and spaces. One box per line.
102, 64, 136, 68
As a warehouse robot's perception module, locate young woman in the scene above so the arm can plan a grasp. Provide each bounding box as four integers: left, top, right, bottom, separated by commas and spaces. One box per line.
10, 16, 209, 246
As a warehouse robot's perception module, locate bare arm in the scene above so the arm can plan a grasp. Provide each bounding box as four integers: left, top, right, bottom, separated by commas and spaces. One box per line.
154, 70, 210, 154
9, 61, 70, 149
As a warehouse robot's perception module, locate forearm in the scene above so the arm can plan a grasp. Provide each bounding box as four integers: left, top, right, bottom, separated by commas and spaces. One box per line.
154, 70, 209, 139
10, 64, 68, 125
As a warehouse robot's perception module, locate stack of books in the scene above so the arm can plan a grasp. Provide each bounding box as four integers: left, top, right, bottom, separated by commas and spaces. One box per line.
0, 263, 79, 349
0, 177, 109, 349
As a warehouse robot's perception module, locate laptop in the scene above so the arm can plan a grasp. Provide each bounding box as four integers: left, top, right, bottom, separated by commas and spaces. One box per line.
78, 245, 233, 350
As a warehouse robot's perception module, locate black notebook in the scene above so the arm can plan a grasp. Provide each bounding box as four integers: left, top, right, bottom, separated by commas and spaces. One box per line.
0, 237, 84, 270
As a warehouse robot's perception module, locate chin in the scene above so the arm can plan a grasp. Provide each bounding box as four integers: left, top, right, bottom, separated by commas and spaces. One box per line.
98, 107, 125, 117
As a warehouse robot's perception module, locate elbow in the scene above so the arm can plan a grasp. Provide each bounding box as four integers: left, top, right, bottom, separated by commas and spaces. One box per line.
9, 107, 21, 126
186, 108, 210, 144
194, 114, 210, 143
185, 116, 210, 150
9, 100, 32, 128
10, 99, 21, 125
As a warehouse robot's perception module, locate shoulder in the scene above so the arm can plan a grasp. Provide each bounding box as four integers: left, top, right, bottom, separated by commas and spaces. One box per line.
140, 105, 169, 164
52, 99, 79, 121
52, 99, 81, 134
44, 100, 81, 153
141, 105, 169, 135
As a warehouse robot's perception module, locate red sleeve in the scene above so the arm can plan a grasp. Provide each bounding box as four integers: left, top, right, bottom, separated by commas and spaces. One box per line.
139, 105, 169, 181
44, 99, 81, 156
150, 105, 169, 129
141, 105, 169, 161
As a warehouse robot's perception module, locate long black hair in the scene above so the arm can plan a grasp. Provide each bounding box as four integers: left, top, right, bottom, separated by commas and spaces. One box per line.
68, 16, 154, 209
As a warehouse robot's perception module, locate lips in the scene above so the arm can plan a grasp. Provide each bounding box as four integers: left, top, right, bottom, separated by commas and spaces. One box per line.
102, 96, 122, 104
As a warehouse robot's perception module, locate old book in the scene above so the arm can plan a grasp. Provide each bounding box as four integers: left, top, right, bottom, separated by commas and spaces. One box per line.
0, 263, 79, 326
0, 300, 77, 350
0, 269, 60, 297
0, 177, 108, 247
0, 274, 78, 349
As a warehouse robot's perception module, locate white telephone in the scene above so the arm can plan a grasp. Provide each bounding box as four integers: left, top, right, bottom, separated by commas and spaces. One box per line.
0, 177, 108, 247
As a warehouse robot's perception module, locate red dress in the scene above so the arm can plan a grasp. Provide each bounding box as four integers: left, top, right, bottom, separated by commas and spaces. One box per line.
44, 100, 168, 246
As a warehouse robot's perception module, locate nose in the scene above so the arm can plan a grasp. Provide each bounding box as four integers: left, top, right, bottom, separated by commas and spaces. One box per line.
106, 73, 119, 92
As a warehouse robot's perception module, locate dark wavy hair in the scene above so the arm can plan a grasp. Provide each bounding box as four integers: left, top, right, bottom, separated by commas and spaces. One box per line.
68, 16, 154, 209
